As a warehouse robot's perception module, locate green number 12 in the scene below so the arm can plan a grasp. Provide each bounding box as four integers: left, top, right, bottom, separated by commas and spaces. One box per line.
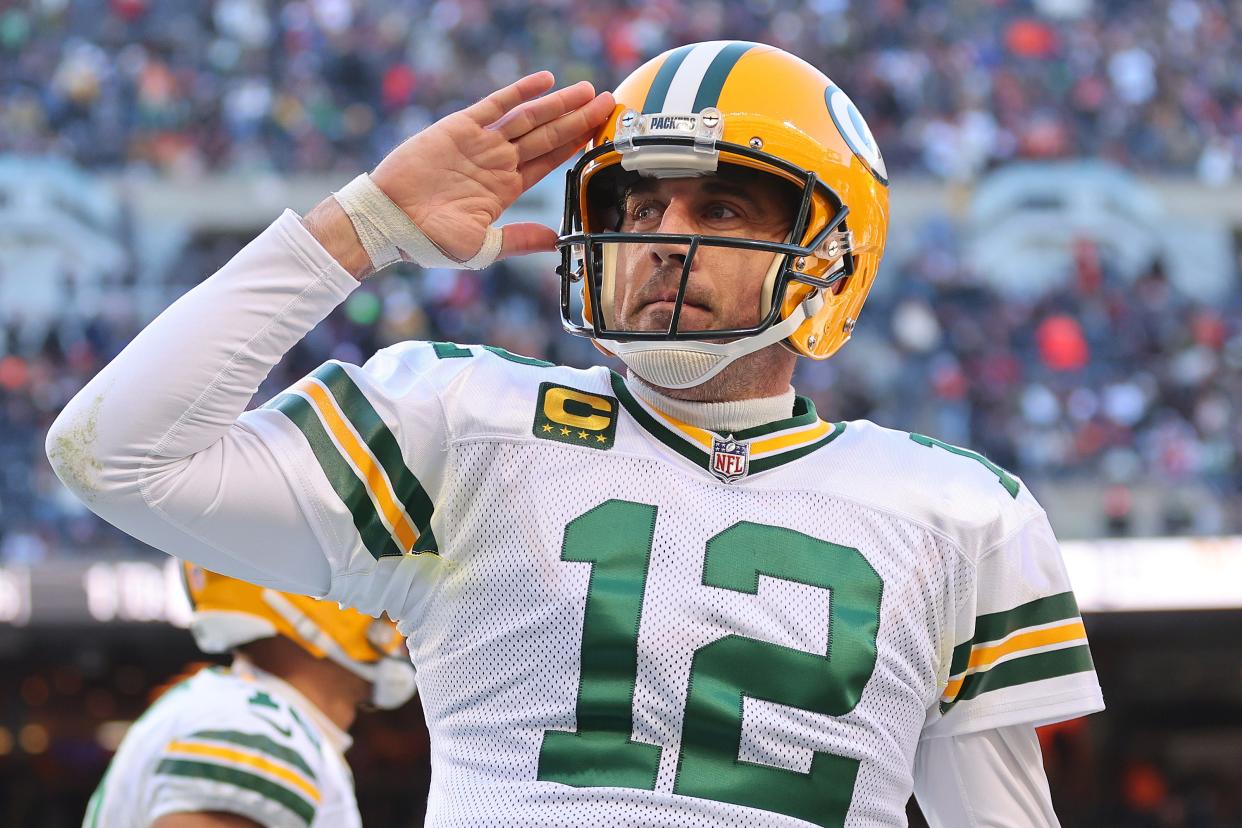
537, 500, 883, 828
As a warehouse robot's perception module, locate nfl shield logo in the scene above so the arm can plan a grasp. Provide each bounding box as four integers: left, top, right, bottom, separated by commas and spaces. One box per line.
710, 437, 750, 483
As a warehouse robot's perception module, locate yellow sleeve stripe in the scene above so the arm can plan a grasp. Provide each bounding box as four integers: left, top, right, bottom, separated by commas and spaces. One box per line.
297, 377, 420, 553
165, 740, 322, 804
941, 619, 1088, 702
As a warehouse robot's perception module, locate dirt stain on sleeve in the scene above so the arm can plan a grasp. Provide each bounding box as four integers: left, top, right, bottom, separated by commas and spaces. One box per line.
47, 394, 105, 504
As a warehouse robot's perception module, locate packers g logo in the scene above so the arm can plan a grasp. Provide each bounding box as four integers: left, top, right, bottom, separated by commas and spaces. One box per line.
533, 383, 618, 450
825, 84, 888, 185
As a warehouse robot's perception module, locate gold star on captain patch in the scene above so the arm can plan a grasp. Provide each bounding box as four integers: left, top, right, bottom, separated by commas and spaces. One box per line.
560, 427, 571, 436
595, 434, 607, 443
541, 424, 553, 432
578, 431, 589, 439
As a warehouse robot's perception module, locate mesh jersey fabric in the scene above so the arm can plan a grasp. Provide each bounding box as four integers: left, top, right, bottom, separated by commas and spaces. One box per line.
240, 343, 1104, 828
82, 665, 359, 828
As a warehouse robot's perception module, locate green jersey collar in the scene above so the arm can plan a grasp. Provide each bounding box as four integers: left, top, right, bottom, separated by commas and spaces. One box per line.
609, 371, 845, 482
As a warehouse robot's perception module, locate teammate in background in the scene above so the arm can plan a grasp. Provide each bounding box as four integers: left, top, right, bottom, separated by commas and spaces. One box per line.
52, 42, 1103, 827
82, 563, 415, 828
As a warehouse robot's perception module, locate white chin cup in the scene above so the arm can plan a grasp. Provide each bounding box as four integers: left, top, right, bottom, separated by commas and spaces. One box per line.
601, 301, 808, 390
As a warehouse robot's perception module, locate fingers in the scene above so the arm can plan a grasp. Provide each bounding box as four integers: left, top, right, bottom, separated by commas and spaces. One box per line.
498, 222, 560, 260
515, 91, 615, 163
520, 126, 598, 190
491, 80, 596, 141
464, 71, 556, 125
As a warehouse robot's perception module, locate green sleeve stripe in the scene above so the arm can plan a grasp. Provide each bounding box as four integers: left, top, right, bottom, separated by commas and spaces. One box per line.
187, 730, 316, 780
941, 644, 1095, 713
264, 391, 401, 560
949, 591, 1082, 676
311, 363, 437, 541
974, 591, 1081, 645
156, 758, 315, 825
947, 639, 973, 677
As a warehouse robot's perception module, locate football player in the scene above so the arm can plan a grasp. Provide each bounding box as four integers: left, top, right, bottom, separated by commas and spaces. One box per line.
51, 41, 1103, 827
82, 564, 416, 827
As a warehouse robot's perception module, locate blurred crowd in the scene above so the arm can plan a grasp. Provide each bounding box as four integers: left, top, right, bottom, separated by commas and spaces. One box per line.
1, 0, 1240, 181
0, 0, 1240, 559
3, 209, 1239, 563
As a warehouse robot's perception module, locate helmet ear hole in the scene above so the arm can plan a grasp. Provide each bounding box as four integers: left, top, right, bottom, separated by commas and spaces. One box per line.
585, 164, 637, 231
830, 276, 849, 296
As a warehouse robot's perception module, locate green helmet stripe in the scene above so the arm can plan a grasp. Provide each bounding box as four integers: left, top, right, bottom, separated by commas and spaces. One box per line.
690, 41, 757, 112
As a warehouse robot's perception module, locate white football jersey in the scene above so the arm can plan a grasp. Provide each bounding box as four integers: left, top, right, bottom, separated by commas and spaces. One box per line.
234, 342, 1105, 828
83, 663, 359, 828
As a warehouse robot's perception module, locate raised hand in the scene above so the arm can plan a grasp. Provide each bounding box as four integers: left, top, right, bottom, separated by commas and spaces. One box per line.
371, 72, 615, 263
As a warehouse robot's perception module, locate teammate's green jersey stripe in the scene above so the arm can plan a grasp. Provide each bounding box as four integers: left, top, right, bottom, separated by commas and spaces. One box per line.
311, 363, 436, 537
691, 41, 757, 112
642, 44, 695, 114
942, 645, 1095, 713
188, 730, 316, 780
265, 392, 401, 560
948, 591, 1083, 676
156, 758, 316, 825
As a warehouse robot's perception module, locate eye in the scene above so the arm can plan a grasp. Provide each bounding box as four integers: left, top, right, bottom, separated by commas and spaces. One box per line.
703, 202, 741, 221
625, 200, 663, 227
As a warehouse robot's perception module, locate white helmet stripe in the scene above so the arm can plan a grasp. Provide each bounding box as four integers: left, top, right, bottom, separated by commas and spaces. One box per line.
663, 41, 734, 114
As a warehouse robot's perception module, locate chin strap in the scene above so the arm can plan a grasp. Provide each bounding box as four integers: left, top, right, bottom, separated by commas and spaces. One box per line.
600, 298, 811, 390
261, 590, 417, 710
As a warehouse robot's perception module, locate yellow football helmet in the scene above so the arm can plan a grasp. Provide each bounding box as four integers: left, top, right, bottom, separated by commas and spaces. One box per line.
557, 41, 889, 388
180, 562, 416, 709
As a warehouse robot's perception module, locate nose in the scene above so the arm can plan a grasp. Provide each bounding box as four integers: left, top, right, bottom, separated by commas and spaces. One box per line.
649, 199, 698, 267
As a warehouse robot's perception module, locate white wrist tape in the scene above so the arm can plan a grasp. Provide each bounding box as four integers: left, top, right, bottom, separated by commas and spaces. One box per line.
332, 173, 502, 272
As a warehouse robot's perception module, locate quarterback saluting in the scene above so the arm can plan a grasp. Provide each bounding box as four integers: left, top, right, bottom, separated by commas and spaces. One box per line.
50, 41, 1102, 827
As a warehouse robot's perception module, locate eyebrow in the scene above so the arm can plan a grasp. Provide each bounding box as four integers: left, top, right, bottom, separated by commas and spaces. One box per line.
623, 178, 762, 207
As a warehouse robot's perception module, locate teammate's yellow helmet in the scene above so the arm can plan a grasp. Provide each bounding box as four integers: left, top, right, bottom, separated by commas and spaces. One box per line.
557, 41, 889, 387
181, 562, 416, 709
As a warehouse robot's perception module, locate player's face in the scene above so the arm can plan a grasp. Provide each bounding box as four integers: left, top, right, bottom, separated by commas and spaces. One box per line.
610, 172, 795, 335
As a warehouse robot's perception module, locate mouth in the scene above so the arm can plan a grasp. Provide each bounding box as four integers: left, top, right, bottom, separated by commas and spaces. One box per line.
642, 299, 709, 313
640, 290, 712, 313
631, 298, 716, 333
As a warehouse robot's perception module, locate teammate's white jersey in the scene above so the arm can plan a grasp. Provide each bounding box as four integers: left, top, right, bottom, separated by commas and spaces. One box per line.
83, 663, 359, 828
52, 211, 1104, 828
